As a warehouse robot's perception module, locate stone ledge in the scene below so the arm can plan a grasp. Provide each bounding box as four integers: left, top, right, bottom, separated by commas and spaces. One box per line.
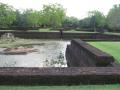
0, 31, 120, 40
66, 39, 115, 67
0, 67, 120, 85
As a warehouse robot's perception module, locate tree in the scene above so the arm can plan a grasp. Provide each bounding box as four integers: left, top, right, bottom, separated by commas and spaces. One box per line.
88, 10, 106, 31
0, 3, 66, 29
62, 16, 79, 28
107, 5, 120, 30
23, 9, 42, 28
79, 17, 91, 28
14, 10, 28, 28
42, 4, 66, 28
0, 3, 16, 28
14, 9, 43, 29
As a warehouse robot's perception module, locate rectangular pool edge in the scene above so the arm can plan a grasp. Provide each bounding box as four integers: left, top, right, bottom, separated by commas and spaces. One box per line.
0, 67, 120, 85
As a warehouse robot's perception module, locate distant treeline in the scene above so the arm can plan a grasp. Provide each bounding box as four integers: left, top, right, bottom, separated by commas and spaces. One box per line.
0, 3, 120, 31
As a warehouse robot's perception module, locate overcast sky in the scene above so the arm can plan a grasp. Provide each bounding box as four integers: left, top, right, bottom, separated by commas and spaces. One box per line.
0, 0, 120, 19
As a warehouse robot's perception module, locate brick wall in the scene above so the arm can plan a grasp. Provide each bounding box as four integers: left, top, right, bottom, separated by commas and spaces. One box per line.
0, 67, 120, 85
0, 31, 120, 40
66, 39, 115, 67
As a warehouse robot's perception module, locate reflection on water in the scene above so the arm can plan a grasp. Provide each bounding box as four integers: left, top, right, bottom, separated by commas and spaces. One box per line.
0, 39, 70, 67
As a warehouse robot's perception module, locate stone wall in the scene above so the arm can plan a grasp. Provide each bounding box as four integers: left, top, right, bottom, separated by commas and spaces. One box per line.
0, 31, 97, 39
0, 32, 119, 85
0, 31, 60, 39
94, 34, 120, 41
0, 31, 120, 40
66, 39, 115, 67
0, 67, 120, 85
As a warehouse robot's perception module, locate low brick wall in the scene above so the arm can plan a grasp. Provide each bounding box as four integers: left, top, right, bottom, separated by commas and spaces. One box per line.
0, 31, 120, 40
62, 32, 97, 39
0, 67, 120, 85
66, 39, 115, 67
0, 32, 120, 85
0, 31, 98, 39
94, 34, 120, 41
0, 31, 60, 39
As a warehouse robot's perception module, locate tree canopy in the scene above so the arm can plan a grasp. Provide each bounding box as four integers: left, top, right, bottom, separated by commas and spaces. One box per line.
88, 10, 106, 31
62, 16, 79, 28
0, 2, 120, 31
0, 3, 16, 28
107, 5, 120, 30
0, 3, 66, 29
42, 4, 66, 27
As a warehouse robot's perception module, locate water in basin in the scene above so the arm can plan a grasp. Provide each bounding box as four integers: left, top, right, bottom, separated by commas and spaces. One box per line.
0, 39, 70, 67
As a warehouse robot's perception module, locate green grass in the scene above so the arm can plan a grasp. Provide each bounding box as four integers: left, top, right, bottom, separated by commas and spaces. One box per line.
104, 32, 120, 35
89, 42, 120, 63
64, 30, 97, 33
0, 84, 120, 90
27, 28, 51, 32
0, 28, 97, 33
38, 28, 58, 32
23, 28, 96, 33
37, 28, 97, 33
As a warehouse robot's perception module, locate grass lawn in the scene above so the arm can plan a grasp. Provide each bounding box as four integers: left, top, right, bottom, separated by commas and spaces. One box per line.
64, 30, 97, 33
38, 28, 58, 32
0, 84, 120, 90
88, 42, 120, 63
27, 28, 96, 33
0, 28, 97, 33
104, 32, 120, 35
38, 28, 97, 33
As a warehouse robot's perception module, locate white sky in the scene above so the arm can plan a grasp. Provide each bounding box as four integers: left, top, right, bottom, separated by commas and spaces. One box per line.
0, 0, 120, 19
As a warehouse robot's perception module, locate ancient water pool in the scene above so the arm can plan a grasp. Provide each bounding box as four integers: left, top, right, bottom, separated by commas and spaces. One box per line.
0, 39, 70, 67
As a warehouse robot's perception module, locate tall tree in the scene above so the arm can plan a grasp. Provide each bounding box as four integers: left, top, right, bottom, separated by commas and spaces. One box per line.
107, 5, 120, 30
62, 16, 79, 28
14, 10, 28, 28
88, 10, 106, 31
0, 3, 16, 28
79, 17, 91, 28
23, 9, 42, 28
42, 4, 66, 28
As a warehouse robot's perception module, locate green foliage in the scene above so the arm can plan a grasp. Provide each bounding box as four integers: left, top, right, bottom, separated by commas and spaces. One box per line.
0, 3, 66, 30
0, 3, 16, 28
14, 10, 27, 28
88, 10, 106, 29
14, 4, 66, 29
24, 9, 42, 27
14, 9, 43, 29
42, 4, 66, 28
79, 17, 91, 28
78, 10, 106, 31
62, 16, 79, 28
107, 5, 120, 30
0, 3, 120, 31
